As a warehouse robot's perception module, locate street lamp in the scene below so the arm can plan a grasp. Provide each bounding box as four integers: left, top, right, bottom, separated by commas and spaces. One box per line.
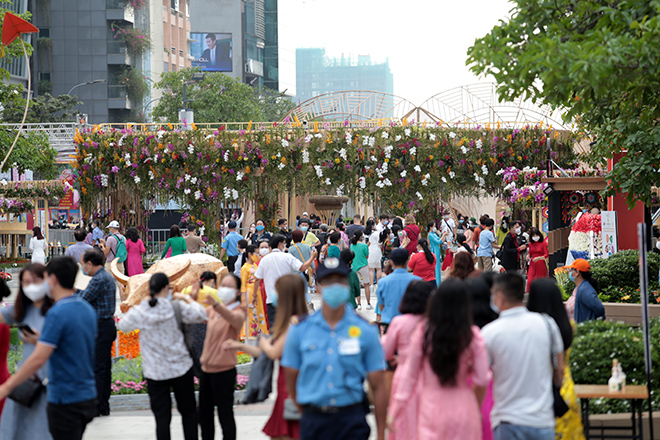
68, 79, 107, 96
179, 73, 206, 129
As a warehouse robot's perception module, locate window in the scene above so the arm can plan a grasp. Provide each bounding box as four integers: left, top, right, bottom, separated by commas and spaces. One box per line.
185, 0, 190, 17
171, 0, 179, 11
171, 47, 176, 54
163, 62, 169, 72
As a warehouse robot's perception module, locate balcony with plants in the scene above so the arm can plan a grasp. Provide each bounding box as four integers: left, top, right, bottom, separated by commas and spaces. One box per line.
108, 66, 149, 110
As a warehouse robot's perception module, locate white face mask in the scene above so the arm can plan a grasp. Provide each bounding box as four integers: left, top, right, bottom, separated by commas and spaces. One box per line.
259, 248, 270, 256
532, 236, 541, 242
515, 227, 521, 235
217, 287, 238, 305
23, 282, 49, 302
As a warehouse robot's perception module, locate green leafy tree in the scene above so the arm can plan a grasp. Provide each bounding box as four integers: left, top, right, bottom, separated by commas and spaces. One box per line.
467, 1, 660, 207
256, 87, 296, 122
2, 91, 82, 123
152, 69, 264, 123
0, 130, 58, 177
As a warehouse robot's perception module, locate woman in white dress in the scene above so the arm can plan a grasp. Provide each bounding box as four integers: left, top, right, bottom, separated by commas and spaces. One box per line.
365, 219, 383, 288
29, 227, 47, 264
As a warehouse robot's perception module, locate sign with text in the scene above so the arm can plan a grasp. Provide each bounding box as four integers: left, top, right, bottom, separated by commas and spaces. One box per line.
601, 211, 618, 258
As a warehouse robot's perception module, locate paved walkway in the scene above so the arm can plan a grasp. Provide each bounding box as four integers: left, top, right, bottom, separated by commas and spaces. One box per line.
84, 287, 380, 439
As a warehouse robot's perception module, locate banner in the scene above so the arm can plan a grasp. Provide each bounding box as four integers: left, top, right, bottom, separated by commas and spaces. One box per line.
601, 211, 618, 258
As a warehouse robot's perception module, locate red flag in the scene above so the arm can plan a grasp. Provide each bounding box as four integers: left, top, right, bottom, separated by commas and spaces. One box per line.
2, 12, 39, 46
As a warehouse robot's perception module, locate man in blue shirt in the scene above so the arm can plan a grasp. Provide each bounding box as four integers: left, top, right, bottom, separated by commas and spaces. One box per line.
282, 257, 387, 440
65, 227, 93, 264
477, 218, 499, 272
376, 248, 421, 324
91, 219, 104, 246
79, 248, 117, 416
219, 220, 243, 273
0, 256, 97, 440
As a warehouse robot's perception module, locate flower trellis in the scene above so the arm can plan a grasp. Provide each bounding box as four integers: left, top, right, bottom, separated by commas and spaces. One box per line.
74, 122, 580, 240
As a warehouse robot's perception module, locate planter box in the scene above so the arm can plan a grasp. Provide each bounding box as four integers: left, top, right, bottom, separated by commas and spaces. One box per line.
604, 303, 660, 326
236, 361, 253, 377
109, 389, 248, 411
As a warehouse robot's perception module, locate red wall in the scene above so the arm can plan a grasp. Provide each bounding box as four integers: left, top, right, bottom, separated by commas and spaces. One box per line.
607, 153, 646, 250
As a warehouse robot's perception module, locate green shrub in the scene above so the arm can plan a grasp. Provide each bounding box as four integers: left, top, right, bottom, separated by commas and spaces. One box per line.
557, 250, 660, 304
571, 318, 660, 413
8, 343, 23, 375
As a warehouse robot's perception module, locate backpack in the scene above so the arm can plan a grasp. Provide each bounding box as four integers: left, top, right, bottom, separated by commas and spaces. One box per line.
111, 233, 128, 263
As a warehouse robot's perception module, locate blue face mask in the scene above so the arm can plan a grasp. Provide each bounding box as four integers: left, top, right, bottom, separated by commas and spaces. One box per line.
322, 283, 350, 309
490, 297, 500, 314
256, 225, 264, 232
459, 219, 464, 224
167, 290, 173, 300
300, 226, 308, 232
568, 271, 576, 282
272, 292, 278, 307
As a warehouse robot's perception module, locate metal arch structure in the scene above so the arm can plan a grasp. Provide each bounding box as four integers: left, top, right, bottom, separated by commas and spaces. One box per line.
416, 83, 569, 129
283, 83, 571, 129
283, 91, 419, 122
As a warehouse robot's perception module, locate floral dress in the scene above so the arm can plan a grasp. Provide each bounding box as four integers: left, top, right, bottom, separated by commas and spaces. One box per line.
240, 261, 268, 340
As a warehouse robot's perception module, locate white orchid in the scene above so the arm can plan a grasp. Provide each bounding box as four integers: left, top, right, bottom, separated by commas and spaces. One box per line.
414, 165, 422, 173
429, 133, 436, 141
449, 132, 456, 139
281, 139, 289, 148
194, 190, 202, 200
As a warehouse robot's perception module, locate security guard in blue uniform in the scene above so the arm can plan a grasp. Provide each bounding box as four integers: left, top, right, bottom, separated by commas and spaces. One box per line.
282, 258, 387, 440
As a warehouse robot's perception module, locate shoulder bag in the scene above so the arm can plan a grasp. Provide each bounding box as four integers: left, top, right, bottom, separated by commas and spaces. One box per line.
542, 314, 569, 418
172, 300, 202, 377
8, 374, 46, 407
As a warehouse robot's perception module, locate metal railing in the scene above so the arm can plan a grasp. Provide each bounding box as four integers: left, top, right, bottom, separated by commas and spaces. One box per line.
96, 120, 398, 132
0, 122, 76, 162
107, 41, 129, 54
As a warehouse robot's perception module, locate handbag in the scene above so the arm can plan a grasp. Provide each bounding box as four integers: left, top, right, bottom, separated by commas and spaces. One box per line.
495, 248, 504, 260
172, 300, 202, 377
283, 398, 302, 421
241, 348, 274, 404
8, 374, 46, 407
542, 314, 569, 418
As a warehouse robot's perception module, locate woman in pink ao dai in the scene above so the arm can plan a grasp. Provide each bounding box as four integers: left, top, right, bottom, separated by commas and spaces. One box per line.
387, 279, 491, 440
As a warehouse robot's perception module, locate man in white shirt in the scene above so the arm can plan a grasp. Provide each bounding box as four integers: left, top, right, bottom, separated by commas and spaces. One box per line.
482, 273, 564, 440
253, 234, 316, 329
439, 213, 456, 242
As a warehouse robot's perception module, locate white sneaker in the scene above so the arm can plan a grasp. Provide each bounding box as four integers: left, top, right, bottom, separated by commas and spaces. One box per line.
366, 304, 373, 310
357, 305, 362, 310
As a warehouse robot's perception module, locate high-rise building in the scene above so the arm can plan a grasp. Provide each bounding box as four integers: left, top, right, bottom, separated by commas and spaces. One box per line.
0, 0, 191, 124
296, 48, 394, 103
189, 0, 279, 90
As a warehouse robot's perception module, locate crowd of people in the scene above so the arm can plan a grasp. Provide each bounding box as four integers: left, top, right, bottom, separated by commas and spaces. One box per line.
0, 210, 609, 440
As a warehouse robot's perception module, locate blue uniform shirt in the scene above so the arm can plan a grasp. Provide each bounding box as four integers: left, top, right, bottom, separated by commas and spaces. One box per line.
222, 231, 243, 257
39, 295, 98, 405
376, 268, 421, 324
282, 304, 385, 407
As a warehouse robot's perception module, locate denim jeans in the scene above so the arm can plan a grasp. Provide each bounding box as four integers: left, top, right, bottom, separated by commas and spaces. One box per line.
494, 423, 555, 440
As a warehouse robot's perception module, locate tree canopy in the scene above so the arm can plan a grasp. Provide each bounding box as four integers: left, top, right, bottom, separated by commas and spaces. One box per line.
151, 68, 295, 123
1, 90, 82, 123
467, 0, 660, 207
0, 7, 34, 81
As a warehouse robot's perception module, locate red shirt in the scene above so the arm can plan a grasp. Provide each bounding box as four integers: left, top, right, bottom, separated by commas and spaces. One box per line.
408, 251, 437, 282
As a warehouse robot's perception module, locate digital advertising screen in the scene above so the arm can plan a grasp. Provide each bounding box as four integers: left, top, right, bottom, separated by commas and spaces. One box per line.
190, 32, 232, 72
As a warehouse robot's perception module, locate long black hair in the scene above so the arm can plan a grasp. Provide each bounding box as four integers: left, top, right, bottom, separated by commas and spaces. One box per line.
350, 230, 364, 246
581, 271, 600, 293
457, 233, 473, 255
364, 219, 375, 236
465, 278, 498, 328
399, 280, 433, 314
169, 224, 181, 238
379, 227, 390, 245
423, 278, 473, 386
417, 238, 434, 264
149, 273, 170, 307
126, 227, 139, 243
527, 278, 573, 350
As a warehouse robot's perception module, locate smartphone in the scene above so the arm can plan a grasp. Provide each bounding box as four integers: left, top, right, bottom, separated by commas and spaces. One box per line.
17, 324, 35, 335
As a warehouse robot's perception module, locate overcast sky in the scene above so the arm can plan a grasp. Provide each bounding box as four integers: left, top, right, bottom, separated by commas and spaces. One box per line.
278, 0, 513, 104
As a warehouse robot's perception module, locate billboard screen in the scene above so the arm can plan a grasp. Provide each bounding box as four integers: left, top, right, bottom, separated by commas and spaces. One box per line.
191, 33, 232, 72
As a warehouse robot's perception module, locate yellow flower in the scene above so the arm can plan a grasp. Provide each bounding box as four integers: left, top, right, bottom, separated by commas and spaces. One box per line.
335, 158, 341, 164
348, 326, 361, 338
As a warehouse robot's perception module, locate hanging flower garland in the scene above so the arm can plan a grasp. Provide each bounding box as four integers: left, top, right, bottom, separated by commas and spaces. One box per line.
74, 123, 580, 235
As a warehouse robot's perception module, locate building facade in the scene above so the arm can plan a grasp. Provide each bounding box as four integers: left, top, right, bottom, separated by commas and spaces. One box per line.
189, 0, 279, 90
0, 0, 191, 124
296, 48, 394, 102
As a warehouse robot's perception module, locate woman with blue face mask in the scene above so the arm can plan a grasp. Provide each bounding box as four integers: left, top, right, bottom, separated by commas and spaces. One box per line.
251, 219, 272, 246
564, 259, 604, 323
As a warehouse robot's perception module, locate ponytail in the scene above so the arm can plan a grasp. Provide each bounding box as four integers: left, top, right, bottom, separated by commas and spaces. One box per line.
350, 230, 363, 246
418, 238, 434, 264
242, 245, 257, 268
148, 273, 170, 307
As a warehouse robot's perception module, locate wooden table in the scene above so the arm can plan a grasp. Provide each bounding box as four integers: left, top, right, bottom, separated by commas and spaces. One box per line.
575, 384, 649, 440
